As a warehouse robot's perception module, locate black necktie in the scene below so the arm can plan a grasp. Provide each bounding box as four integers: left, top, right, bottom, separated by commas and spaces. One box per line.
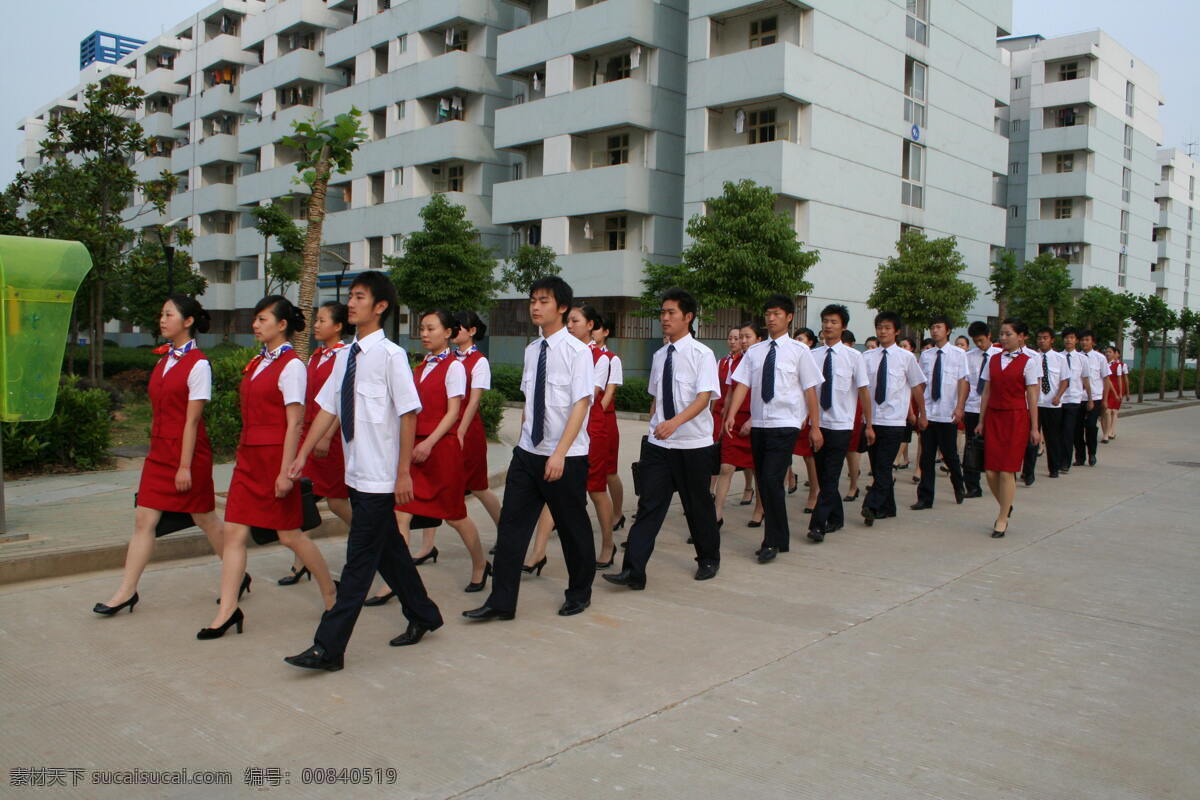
531, 340, 548, 446
761, 340, 777, 403
1041, 354, 1051, 394
340, 341, 361, 443
977, 351, 987, 397
820, 348, 833, 410
932, 348, 943, 402
662, 344, 677, 419
875, 349, 888, 405
1065, 352, 1072, 387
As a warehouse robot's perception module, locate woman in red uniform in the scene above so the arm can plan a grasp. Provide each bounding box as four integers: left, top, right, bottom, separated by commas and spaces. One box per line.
279, 301, 353, 586
841, 330, 868, 502
1101, 344, 1125, 443
95, 296, 223, 616
592, 315, 626, 533
789, 327, 821, 513
453, 310, 502, 525
713, 322, 766, 527
710, 326, 748, 499
395, 309, 489, 592
978, 318, 1041, 539
199, 296, 337, 639
898, 336, 918, 479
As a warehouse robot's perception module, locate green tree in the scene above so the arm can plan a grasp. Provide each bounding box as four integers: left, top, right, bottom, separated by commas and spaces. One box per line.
250, 201, 305, 294
110, 235, 208, 332
1071, 286, 1132, 350
1178, 308, 1199, 399
640, 179, 818, 319
1158, 308, 1179, 401
1127, 293, 1173, 402
0, 181, 27, 236
987, 249, 1020, 321
387, 194, 501, 320
500, 244, 560, 294
867, 228, 978, 337
1008, 252, 1075, 329
280, 109, 366, 359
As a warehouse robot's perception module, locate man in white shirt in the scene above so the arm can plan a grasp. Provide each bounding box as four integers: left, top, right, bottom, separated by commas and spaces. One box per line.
1023, 326, 1070, 483
913, 315, 969, 509
861, 311, 927, 526
807, 304, 872, 543
725, 294, 823, 563
284, 272, 443, 672
1077, 329, 1112, 467
1058, 327, 1087, 474
963, 321, 1001, 498
465, 276, 596, 620
604, 289, 722, 590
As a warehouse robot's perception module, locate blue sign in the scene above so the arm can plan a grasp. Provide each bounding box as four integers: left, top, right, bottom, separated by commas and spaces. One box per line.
911, 124, 921, 141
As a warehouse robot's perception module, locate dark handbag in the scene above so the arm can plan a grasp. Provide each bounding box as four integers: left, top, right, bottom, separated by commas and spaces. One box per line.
631, 435, 650, 496
135, 494, 196, 538
963, 435, 985, 473
410, 514, 443, 529
707, 439, 722, 476
250, 478, 323, 545
856, 423, 870, 453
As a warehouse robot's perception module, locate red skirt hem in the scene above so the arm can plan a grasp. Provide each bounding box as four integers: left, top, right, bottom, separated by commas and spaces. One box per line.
720, 412, 754, 469
586, 415, 610, 492
983, 409, 1030, 472
136, 435, 216, 514
225, 443, 302, 530
397, 434, 468, 520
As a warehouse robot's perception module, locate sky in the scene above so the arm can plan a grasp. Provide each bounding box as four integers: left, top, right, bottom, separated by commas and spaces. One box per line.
0, 0, 1197, 188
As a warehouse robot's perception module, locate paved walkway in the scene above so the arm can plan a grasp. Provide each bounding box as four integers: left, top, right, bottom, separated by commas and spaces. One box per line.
1, 405, 1198, 799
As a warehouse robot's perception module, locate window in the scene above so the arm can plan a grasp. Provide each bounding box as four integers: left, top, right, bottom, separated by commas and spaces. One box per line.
512, 162, 523, 181
528, 224, 541, 246
1058, 61, 1078, 81
902, 140, 924, 208
1055, 198, 1073, 220
1118, 252, 1127, 288
606, 134, 629, 166
749, 17, 777, 48
1190, 176, 1195, 200
1123, 125, 1133, 161
392, 167, 403, 185
1009, 161, 1019, 176
1120, 210, 1130, 246
1011, 119, 1021, 134
1009, 205, 1019, 219
904, 58, 927, 127
1014, 76, 1022, 89
1056, 153, 1074, 173
1122, 167, 1132, 203
445, 28, 467, 53
437, 95, 464, 122
603, 54, 632, 83
1056, 107, 1079, 127
397, 34, 407, 54
447, 164, 464, 192
905, 0, 928, 45
748, 108, 777, 144
395, 100, 406, 119
378, 0, 390, 10
605, 215, 627, 250
1125, 81, 1135, 117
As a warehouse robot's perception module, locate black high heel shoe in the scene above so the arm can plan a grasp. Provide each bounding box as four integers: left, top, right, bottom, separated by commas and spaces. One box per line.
364, 590, 395, 606
465, 562, 492, 593
843, 489, 860, 502
521, 556, 547, 575
595, 549, 616, 569
748, 516, 763, 528
991, 505, 1014, 538
277, 566, 311, 586
612, 515, 626, 531
739, 490, 755, 506
197, 608, 244, 640
93, 592, 138, 616
412, 547, 439, 566
214, 572, 252, 604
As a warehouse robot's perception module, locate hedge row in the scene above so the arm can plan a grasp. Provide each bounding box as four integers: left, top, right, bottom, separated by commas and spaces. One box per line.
490, 363, 653, 413
2, 377, 113, 471
1125, 367, 1198, 394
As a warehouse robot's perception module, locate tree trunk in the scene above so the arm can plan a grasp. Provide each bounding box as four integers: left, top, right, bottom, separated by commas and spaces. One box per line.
88, 283, 99, 382
1178, 328, 1187, 400
997, 298, 1007, 322
263, 235, 270, 295
66, 307, 78, 376
1159, 328, 1168, 401
1047, 304, 1055, 330
1137, 337, 1146, 403
294, 146, 332, 362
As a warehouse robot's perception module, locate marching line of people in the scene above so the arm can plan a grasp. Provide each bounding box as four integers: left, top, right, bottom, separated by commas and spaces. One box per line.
93, 276, 1131, 672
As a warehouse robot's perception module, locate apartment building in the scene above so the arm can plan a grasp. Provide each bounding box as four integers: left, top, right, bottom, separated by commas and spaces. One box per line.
1001, 31, 1168, 308
1154, 148, 1197, 310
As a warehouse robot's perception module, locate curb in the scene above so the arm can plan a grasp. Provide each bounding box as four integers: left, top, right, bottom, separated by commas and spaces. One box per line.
1120, 399, 1200, 417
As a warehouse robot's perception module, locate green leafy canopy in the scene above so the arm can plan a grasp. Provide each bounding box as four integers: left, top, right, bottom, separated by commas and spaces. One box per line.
867, 229, 978, 333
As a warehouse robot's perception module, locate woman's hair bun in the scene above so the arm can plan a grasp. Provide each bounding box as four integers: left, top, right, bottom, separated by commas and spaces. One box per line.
194, 307, 212, 334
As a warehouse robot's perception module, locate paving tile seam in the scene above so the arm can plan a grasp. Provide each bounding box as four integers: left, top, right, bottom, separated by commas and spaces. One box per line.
979, 594, 1200, 639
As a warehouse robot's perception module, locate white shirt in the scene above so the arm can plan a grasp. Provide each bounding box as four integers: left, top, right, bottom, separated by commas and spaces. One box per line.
603, 350, 624, 387
730, 332, 824, 429
417, 353, 467, 400
1084, 349, 1109, 400
982, 349, 1041, 386
161, 344, 212, 402
919, 342, 970, 423
647, 334, 721, 450
965, 344, 1002, 413
316, 328, 423, 494
809, 341, 868, 431
517, 326, 595, 457
1021, 345, 1045, 379
1061, 349, 1086, 403
862, 344, 926, 426
1035, 349, 1067, 408
456, 349, 492, 391
252, 344, 306, 406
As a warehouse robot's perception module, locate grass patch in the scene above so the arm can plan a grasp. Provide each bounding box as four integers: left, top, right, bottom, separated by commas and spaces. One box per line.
110, 398, 153, 450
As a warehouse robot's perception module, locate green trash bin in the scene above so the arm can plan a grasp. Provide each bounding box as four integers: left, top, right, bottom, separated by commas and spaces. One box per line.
0, 235, 93, 423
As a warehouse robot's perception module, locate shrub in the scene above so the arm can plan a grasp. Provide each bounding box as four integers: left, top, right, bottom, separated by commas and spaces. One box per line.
478, 389, 505, 441
1126, 367, 1197, 394
1, 376, 113, 471
491, 363, 524, 402
110, 368, 151, 397
65, 345, 161, 377
205, 347, 257, 454
615, 378, 652, 413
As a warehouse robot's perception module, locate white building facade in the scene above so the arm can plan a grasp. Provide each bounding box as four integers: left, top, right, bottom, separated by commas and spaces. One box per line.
1154, 148, 1197, 310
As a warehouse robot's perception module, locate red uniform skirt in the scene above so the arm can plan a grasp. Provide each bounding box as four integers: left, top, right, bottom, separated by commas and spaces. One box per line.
721, 411, 754, 469
137, 434, 215, 514
225, 443, 302, 530
1105, 390, 1122, 410
398, 434, 468, 520
983, 409, 1030, 473
587, 412, 610, 492
302, 434, 348, 499
793, 423, 813, 457
604, 411, 619, 476
462, 416, 489, 492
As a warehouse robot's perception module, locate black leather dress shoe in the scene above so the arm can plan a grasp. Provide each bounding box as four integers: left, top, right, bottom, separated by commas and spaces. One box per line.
557, 599, 590, 616
603, 569, 646, 590
1023, 474, 1034, 486
964, 488, 984, 499
1073, 459, 1086, 466
1048, 471, 1059, 478
1088, 456, 1097, 466
389, 621, 434, 647
284, 645, 344, 672
757, 546, 778, 563
861, 507, 876, 527
693, 562, 718, 581
462, 605, 515, 621
910, 501, 933, 511
807, 529, 825, 543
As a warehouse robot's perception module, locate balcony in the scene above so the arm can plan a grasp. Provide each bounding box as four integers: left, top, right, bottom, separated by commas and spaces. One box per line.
555, 250, 648, 298
688, 42, 822, 111
497, 0, 685, 76
1027, 170, 1099, 200
1026, 218, 1095, 245
1032, 77, 1095, 110
238, 104, 312, 152
140, 111, 177, 139
171, 85, 254, 128
321, 194, 494, 243
240, 48, 341, 102
495, 80, 680, 148
237, 164, 306, 205
492, 164, 680, 224
196, 33, 258, 70
190, 232, 236, 263
138, 68, 187, 98
323, 0, 512, 66
242, 0, 349, 47
340, 122, 498, 181
133, 155, 172, 182
325, 51, 503, 116
1029, 124, 1094, 155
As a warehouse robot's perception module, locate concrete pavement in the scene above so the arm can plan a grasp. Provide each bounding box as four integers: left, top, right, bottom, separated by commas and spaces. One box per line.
1, 406, 1199, 799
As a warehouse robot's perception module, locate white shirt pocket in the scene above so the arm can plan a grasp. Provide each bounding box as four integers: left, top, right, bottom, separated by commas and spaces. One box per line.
547, 375, 573, 407
356, 381, 389, 424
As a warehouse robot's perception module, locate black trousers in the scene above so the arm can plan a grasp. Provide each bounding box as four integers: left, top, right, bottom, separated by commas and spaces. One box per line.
1023, 405, 1063, 478
486, 447, 593, 613
1082, 401, 1102, 461
750, 427, 799, 551
917, 421, 964, 505
811, 428, 852, 533
314, 488, 443, 657
864, 425, 905, 519
1060, 402, 1082, 468
622, 440, 720, 580
962, 411, 982, 492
